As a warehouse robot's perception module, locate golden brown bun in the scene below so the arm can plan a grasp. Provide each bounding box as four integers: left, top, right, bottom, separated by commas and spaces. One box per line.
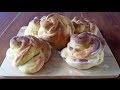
24, 17, 40, 37
61, 32, 105, 69
7, 35, 51, 73
72, 17, 98, 35
38, 13, 75, 50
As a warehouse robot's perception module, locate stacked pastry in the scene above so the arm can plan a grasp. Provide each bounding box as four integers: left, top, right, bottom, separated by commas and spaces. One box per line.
6, 35, 51, 73
6, 13, 106, 74
61, 32, 105, 69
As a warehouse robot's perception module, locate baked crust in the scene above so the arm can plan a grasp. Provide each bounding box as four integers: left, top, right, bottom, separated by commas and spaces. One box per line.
7, 35, 51, 73
61, 32, 105, 69
72, 16, 98, 35
38, 13, 75, 50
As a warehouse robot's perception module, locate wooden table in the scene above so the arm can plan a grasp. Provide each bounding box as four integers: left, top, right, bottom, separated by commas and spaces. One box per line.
0, 12, 120, 79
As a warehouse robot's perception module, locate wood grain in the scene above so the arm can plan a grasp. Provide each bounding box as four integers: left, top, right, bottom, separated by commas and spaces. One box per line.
0, 12, 18, 36
0, 12, 120, 78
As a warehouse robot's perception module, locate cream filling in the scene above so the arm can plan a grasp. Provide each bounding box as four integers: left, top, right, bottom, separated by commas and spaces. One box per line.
66, 51, 104, 64
65, 51, 104, 69
61, 47, 103, 64
61, 40, 104, 69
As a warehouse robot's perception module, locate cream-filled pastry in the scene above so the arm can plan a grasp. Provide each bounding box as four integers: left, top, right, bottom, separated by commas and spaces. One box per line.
61, 32, 105, 69
6, 35, 51, 74
38, 13, 75, 50
72, 16, 98, 35
24, 17, 40, 38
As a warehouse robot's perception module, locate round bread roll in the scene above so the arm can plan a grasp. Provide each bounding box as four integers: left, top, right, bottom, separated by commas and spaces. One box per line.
38, 13, 75, 50
6, 35, 51, 74
61, 32, 105, 69
24, 17, 40, 38
72, 16, 98, 35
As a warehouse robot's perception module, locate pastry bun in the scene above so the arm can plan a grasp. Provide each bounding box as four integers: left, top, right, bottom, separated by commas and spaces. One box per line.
38, 13, 75, 50
72, 16, 98, 35
6, 35, 51, 73
61, 32, 105, 69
